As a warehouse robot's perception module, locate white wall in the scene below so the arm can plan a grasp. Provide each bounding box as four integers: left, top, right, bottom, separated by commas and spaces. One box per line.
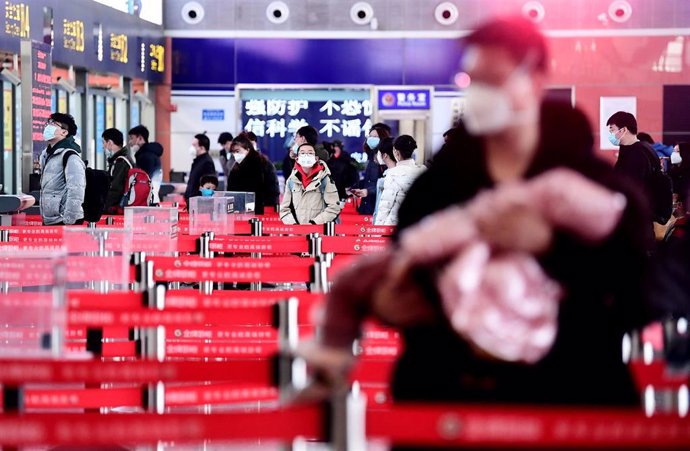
430, 91, 464, 155
170, 91, 236, 173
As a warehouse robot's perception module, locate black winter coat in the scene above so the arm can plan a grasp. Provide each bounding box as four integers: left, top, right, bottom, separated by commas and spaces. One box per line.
135, 142, 163, 179
184, 152, 216, 202
105, 148, 135, 211
393, 101, 655, 407
226, 150, 266, 214
328, 151, 360, 200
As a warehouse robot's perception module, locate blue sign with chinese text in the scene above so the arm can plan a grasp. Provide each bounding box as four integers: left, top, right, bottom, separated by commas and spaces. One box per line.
239, 88, 372, 164
202, 109, 225, 121
377, 89, 431, 110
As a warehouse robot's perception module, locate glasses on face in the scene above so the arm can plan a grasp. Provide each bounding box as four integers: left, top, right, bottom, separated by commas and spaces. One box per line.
46, 120, 67, 130
298, 150, 316, 156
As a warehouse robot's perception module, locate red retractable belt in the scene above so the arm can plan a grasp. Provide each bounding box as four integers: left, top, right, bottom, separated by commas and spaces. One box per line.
0, 360, 273, 384
0, 408, 323, 445
367, 405, 690, 448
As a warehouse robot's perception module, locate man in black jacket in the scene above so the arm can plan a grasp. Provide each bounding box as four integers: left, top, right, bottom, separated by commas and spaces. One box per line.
607, 111, 671, 224
184, 133, 217, 204
128, 125, 163, 203
326, 140, 359, 200
102, 128, 135, 213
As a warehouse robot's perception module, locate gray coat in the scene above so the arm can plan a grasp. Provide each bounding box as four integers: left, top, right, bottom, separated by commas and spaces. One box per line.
39, 137, 86, 225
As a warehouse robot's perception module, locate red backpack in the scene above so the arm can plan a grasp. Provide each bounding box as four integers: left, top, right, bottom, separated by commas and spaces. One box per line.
117, 157, 153, 210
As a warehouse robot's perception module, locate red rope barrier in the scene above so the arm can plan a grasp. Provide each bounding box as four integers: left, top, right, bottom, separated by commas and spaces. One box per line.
0, 360, 273, 384
367, 405, 690, 448
0, 408, 323, 445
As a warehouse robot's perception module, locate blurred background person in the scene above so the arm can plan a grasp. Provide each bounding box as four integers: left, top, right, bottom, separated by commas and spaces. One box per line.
184, 133, 216, 205
325, 139, 360, 200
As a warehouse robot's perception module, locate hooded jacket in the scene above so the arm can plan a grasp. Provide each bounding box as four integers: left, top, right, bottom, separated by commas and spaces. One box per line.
39, 136, 86, 225
135, 142, 163, 180
105, 147, 135, 211
280, 162, 342, 224
184, 151, 217, 203
374, 159, 426, 225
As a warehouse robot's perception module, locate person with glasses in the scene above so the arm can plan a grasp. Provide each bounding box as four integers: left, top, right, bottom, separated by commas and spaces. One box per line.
38, 113, 86, 225
280, 143, 341, 224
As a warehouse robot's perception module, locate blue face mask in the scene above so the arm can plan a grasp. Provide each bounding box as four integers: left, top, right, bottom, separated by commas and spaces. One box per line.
43, 124, 58, 141
608, 130, 621, 146
366, 137, 380, 150
200, 188, 214, 197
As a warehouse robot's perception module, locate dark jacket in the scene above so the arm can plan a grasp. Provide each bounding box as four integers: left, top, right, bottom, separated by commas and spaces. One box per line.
282, 151, 295, 178
391, 101, 654, 406
226, 149, 266, 214
328, 150, 360, 200
105, 148, 135, 211
261, 154, 280, 210
355, 158, 383, 215
135, 142, 163, 180
184, 152, 217, 202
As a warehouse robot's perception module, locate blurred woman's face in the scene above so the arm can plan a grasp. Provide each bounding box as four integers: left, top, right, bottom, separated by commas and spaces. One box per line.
369, 129, 379, 138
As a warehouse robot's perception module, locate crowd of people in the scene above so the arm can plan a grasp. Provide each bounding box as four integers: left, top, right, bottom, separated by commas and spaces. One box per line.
33, 16, 689, 424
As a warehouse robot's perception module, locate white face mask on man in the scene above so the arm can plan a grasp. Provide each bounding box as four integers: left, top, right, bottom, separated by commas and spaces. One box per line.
463, 67, 538, 136
188, 145, 198, 157
671, 151, 683, 165
298, 154, 316, 169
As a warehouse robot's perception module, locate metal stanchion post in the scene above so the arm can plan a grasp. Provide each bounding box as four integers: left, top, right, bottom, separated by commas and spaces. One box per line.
329, 382, 367, 451
199, 232, 214, 294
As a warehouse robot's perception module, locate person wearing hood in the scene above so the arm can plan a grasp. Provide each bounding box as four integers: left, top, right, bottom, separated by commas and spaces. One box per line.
39, 112, 86, 225
280, 143, 342, 224
184, 133, 217, 205
102, 128, 135, 213
128, 125, 163, 203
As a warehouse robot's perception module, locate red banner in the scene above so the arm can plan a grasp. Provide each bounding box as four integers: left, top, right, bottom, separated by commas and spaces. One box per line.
334, 224, 396, 236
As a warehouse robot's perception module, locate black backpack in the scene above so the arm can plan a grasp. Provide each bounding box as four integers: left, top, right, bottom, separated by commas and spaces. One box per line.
640, 142, 673, 224
63, 150, 111, 223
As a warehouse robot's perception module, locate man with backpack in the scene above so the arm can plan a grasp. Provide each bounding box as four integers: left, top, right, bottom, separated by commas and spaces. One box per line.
607, 111, 673, 227
39, 113, 86, 225
103, 128, 135, 213
128, 125, 163, 204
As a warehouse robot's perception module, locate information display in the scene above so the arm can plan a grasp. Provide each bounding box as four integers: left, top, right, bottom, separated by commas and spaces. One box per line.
238, 88, 372, 163
29, 41, 52, 162
4, 1, 29, 38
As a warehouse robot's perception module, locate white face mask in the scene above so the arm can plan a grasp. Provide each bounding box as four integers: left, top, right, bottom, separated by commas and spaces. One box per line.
130, 144, 140, 153
298, 154, 316, 168
234, 152, 247, 164
376, 152, 385, 165
671, 151, 683, 165
188, 145, 197, 157
463, 71, 537, 136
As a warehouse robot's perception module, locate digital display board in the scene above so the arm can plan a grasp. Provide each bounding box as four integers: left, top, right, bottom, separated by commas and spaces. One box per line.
62, 18, 85, 52
4, 1, 29, 38
239, 88, 373, 163
109, 33, 128, 64
149, 42, 164, 73
30, 41, 52, 162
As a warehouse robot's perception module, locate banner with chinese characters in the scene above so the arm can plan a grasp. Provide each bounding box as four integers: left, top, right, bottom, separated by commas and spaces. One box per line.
238, 88, 373, 164
28, 41, 52, 162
